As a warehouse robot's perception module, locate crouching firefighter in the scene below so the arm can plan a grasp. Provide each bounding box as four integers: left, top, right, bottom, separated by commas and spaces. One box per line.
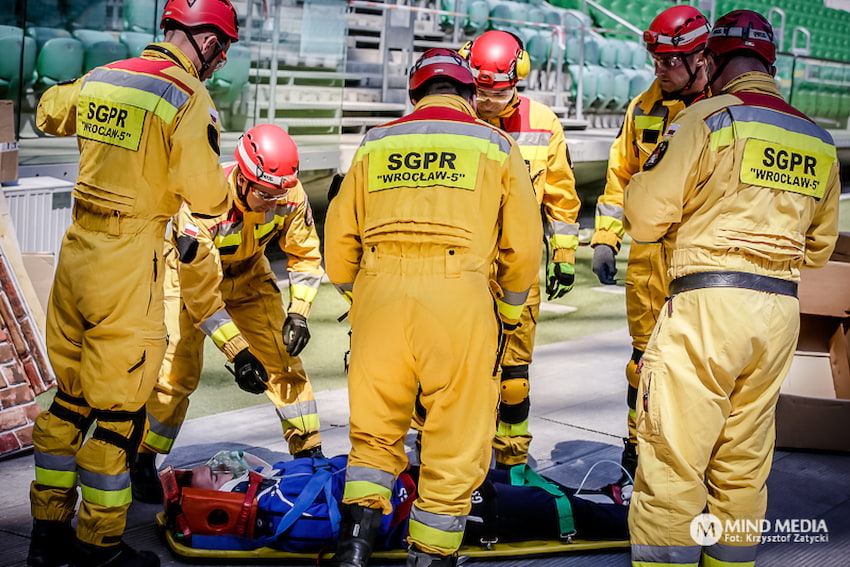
131, 124, 327, 503
324, 49, 541, 567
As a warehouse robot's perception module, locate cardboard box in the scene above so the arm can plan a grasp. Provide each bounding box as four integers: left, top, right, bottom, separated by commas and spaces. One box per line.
0, 100, 18, 184
775, 233, 850, 452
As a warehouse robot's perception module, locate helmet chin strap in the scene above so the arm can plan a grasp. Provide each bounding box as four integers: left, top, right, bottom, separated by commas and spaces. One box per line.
703, 53, 731, 98
183, 28, 222, 77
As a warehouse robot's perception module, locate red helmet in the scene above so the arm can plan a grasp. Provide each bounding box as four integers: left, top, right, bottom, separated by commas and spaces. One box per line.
160, 0, 239, 43
463, 30, 529, 89
408, 48, 475, 98
644, 5, 710, 54
707, 10, 776, 64
234, 124, 299, 190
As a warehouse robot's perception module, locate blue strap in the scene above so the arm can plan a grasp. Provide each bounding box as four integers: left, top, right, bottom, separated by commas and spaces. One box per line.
267, 466, 333, 540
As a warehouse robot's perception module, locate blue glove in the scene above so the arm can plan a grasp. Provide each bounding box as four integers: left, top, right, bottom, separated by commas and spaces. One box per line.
592, 244, 618, 285
545, 262, 575, 300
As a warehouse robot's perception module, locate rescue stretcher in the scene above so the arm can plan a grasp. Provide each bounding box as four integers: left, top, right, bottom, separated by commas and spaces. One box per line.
156, 466, 630, 562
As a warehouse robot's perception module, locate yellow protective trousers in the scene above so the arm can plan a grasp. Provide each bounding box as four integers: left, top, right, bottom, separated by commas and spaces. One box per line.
629, 287, 799, 567
143, 252, 321, 456
343, 243, 500, 556
494, 272, 539, 467
623, 240, 668, 451
31, 202, 167, 547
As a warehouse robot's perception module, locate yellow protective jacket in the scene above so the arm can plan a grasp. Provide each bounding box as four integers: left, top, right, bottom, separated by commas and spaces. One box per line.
325, 94, 542, 325
37, 42, 230, 221
625, 73, 840, 280
173, 164, 324, 360
485, 95, 580, 263
592, 80, 688, 250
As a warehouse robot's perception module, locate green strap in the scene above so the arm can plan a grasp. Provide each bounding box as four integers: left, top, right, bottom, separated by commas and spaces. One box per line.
509, 464, 575, 539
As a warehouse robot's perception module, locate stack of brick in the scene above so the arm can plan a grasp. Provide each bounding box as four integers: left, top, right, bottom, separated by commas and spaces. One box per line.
0, 252, 54, 459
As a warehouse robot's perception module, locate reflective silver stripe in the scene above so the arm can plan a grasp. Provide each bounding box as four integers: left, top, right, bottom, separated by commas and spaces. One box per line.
596, 203, 623, 221
78, 467, 132, 492
549, 220, 579, 237
365, 120, 513, 155
511, 131, 551, 146
705, 110, 734, 133
289, 271, 321, 290
34, 451, 76, 473
86, 67, 189, 109
215, 219, 244, 238
709, 26, 772, 44
631, 544, 702, 564
410, 505, 466, 534
275, 399, 319, 422
199, 309, 233, 337
727, 105, 835, 145
705, 542, 759, 562
656, 23, 711, 46
345, 465, 395, 491
501, 288, 529, 307
146, 412, 181, 441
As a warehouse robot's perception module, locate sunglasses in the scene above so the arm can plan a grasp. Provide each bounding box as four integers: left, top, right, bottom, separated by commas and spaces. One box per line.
476, 87, 515, 103
651, 54, 685, 70
252, 185, 292, 202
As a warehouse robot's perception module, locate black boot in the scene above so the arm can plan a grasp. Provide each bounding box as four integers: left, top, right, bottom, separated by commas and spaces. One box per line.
620, 438, 638, 482
130, 452, 163, 504
71, 540, 159, 567
27, 519, 74, 567
293, 444, 325, 459
406, 547, 458, 567
333, 504, 383, 567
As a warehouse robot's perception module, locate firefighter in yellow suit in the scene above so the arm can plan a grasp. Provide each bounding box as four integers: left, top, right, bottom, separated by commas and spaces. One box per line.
461, 30, 581, 468
590, 5, 710, 478
130, 125, 325, 502
28, 2, 238, 566
624, 11, 840, 567
324, 49, 541, 567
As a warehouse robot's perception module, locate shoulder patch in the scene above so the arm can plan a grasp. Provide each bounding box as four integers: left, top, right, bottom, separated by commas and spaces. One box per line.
208, 107, 219, 126
642, 141, 668, 171
664, 123, 680, 136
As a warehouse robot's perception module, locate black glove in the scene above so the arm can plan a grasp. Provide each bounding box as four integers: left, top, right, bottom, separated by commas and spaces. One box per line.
283, 313, 310, 356
592, 244, 618, 285
230, 349, 268, 394
545, 262, 575, 300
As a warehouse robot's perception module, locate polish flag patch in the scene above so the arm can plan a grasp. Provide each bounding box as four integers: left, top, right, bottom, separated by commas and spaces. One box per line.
664, 123, 680, 136
183, 223, 199, 237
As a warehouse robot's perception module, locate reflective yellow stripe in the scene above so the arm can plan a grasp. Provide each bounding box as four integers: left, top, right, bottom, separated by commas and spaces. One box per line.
408, 518, 464, 551
144, 430, 175, 453
496, 297, 523, 321
81, 484, 132, 508
280, 413, 321, 433
633, 563, 698, 567
635, 115, 665, 130
214, 232, 242, 249
35, 467, 77, 488
80, 81, 178, 123
550, 234, 578, 250
343, 480, 392, 501
210, 321, 241, 349
596, 215, 624, 237
290, 283, 318, 303
254, 218, 283, 241
518, 144, 549, 162
496, 420, 529, 437
709, 121, 836, 157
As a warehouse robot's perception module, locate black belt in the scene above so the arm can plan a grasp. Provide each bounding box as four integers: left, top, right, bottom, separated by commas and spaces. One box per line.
668, 271, 798, 297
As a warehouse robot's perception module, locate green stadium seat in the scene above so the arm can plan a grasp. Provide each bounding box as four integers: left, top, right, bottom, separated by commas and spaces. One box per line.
0, 24, 22, 38
123, 0, 158, 33
83, 41, 129, 73
590, 65, 614, 109
26, 26, 72, 50
73, 29, 115, 48
465, 0, 491, 34
598, 36, 617, 68
120, 31, 154, 57
629, 67, 653, 99
568, 64, 597, 109
608, 69, 630, 110
526, 30, 555, 70
67, 1, 109, 31
208, 44, 252, 130
564, 34, 582, 66
34, 37, 84, 93
0, 34, 36, 100
561, 9, 591, 33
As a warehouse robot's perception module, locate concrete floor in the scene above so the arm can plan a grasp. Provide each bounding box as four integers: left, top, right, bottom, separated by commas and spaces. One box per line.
1, 324, 848, 566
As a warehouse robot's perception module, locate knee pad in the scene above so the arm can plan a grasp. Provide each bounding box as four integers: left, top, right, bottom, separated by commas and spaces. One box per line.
49, 390, 94, 433
499, 365, 530, 425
